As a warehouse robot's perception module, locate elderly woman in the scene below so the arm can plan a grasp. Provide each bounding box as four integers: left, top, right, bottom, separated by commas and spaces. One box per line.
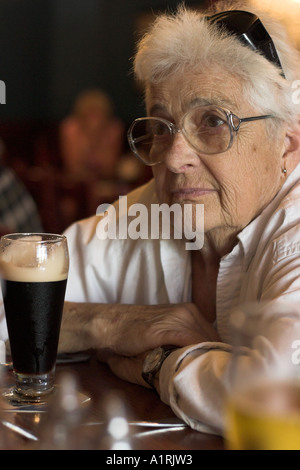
59, 1, 300, 435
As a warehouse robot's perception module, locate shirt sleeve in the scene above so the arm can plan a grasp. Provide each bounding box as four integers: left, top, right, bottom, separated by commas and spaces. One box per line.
159, 244, 300, 436
159, 343, 234, 435
159, 307, 300, 436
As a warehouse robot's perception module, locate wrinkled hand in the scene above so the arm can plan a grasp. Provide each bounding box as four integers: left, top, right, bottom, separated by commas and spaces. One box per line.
59, 301, 220, 390
59, 301, 220, 356
96, 301, 220, 390
96, 302, 220, 356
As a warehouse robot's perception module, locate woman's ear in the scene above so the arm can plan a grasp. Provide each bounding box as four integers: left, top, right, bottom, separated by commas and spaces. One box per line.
282, 118, 300, 175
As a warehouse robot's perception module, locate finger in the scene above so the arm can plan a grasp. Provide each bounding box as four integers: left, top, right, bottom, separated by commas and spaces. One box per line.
107, 355, 149, 388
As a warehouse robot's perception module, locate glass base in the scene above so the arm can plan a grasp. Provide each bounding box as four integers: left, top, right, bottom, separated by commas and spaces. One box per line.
2, 369, 55, 405
2, 387, 52, 405
1, 385, 91, 411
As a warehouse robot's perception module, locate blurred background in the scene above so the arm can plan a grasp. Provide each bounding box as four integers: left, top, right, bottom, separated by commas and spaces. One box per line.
0, 0, 208, 234
0, 0, 299, 234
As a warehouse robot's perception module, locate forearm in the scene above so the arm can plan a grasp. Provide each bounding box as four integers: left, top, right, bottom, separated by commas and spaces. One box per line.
58, 301, 220, 355
59, 301, 145, 353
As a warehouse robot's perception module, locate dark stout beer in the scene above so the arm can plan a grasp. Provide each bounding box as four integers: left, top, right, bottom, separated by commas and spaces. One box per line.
3, 279, 67, 374
0, 233, 69, 401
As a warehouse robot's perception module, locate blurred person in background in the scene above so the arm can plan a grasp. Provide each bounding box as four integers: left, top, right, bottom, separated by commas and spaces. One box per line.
59, 89, 125, 179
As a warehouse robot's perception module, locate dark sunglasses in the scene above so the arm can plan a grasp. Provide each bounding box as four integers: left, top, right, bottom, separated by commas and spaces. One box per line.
205, 10, 285, 78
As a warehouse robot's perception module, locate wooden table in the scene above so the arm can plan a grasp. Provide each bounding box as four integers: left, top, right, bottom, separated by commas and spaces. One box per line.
0, 354, 225, 451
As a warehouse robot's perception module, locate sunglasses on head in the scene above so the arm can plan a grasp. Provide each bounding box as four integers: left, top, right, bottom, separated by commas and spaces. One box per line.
205, 10, 285, 78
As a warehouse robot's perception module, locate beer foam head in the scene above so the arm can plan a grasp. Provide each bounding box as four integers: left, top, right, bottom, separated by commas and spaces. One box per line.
0, 235, 68, 282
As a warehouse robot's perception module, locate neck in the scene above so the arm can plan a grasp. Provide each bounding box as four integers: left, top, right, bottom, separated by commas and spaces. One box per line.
197, 225, 240, 264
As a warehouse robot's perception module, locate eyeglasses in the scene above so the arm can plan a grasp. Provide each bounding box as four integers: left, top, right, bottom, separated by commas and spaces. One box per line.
127, 105, 274, 166
205, 10, 285, 78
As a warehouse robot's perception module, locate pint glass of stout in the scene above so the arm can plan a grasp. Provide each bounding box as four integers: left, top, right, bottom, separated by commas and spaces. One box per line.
0, 233, 69, 404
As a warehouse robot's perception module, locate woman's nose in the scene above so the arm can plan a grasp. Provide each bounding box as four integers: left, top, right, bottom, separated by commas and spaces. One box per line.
163, 132, 200, 173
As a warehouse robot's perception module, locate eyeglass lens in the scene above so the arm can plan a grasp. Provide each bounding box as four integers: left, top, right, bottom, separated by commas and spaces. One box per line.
129, 106, 233, 164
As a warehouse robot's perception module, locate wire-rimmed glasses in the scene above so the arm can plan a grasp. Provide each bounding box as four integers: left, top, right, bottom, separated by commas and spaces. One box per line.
127, 105, 274, 166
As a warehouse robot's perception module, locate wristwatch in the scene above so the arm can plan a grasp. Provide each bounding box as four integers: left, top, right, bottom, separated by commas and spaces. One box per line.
142, 346, 175, 389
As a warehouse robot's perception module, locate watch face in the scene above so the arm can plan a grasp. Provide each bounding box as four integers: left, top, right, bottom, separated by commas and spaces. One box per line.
143, 347, 164, 373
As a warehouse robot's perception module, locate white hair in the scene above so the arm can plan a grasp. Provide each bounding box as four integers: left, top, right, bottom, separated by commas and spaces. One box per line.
134, 0, 300, 126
